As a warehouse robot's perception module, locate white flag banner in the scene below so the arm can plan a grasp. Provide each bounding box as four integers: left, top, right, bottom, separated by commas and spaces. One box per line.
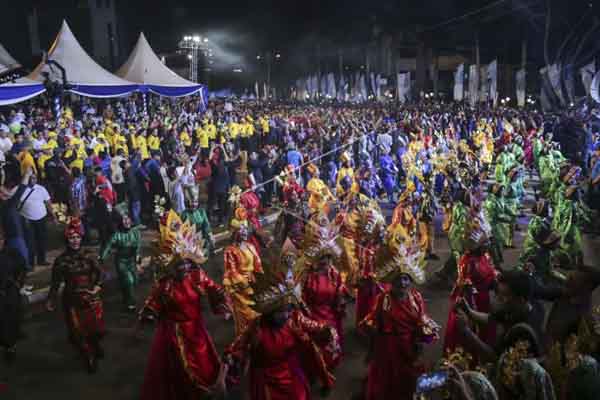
468, 65, 479, 106
580, 62, 596, 97
479, 65, 489, 102
397, 72, 411, 103
263, 82, 268, 101
254, 82, 259, 99
548, 64, 565, 106
539, 67, 554, 111
375, 74, 383, 100
516, 68, 526, 107
592, 71, 600, 103
487, 60, 498, 106
327, 73, 336, 99
564, 64, 576, 104
337, 75, 345, 101
453, 63, 464, 101
360, 74, 368, 101
320, 74, 328, 97
312, 75, 319, 98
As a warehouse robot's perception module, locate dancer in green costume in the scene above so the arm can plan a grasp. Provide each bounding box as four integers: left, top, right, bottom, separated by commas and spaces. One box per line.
100, 207, 141, 311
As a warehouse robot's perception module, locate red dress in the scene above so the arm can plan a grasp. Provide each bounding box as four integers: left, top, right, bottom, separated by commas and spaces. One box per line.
359, 288, 438, 400
226, 312, 336, 400
444, 252, 497, 354
356, 240, 383, 327
301, 266, 349, 369
140, 269, 229, 400
240, 190, 264, 252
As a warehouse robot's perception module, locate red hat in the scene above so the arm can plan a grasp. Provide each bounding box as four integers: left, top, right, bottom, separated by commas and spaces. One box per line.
65, 218, 84, 238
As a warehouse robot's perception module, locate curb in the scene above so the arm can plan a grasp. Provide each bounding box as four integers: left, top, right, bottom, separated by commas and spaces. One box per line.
25, 211, 281, 305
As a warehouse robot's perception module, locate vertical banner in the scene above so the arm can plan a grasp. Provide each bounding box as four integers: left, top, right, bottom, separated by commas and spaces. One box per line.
397, 72, 411, 103
547, 64, 565, 106
591, 71, 600, 103
479, 65, 489, 103
328, 73, 336, 99
468, 65, 479, 107
320, 74, 328, 97
254, 81, 259, 100
337, 74, 345, 102
539, 67, 555, 111
263, 82, 268, 101
369, 72, 377, 97
453, 63, 464, 101
487, 59, 498, 107
563, 64, 575, 104
375, 73, 382, 100
580, 62, 596, 97
360, 74, 368, 101
515, 68, 526, 107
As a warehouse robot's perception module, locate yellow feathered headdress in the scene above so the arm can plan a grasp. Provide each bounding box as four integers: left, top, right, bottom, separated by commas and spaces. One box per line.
157, 210, 207, 269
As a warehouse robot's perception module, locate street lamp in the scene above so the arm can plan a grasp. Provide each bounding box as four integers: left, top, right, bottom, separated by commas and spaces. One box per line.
179, 35, 210, 83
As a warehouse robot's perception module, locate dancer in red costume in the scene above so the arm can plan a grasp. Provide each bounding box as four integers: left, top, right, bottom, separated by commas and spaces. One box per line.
138, 211, 230, 400
444, 198, 498, 357
355, 206, 387, 327
225, 273, 340, 400
298, 242, 350, 370
47, 218, 105, 374
359, 247, 440, 400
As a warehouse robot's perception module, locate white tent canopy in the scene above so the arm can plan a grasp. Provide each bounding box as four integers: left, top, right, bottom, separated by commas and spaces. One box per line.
117, 33, 203, 97
28, 20, 138, 98
0, 43, 21, 74
0, 44, 45, 106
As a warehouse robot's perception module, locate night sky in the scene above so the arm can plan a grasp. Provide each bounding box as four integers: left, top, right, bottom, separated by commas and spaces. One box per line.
1, 0, 598, 87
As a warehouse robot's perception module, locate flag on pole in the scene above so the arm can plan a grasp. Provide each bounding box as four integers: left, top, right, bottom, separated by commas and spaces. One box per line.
547, 64, 565, 106
487, 60, 498, 107
591, 71, 600, 103
453, 63, 464, 101
397, 72, 411, 103
337, 74, 345, 102
468, 65, 479, 106
479, 65, 489, 103
580, 62, 596, 97
515, 68, 526, 107
254, 82, 259, 100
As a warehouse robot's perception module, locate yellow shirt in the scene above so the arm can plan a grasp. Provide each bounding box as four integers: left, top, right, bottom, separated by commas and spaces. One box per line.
148, 135, 160, 151
137, 136, 149, 159
17, 151, 37, 175
229, 122, 240, 139
180, 131, 192, 147
37, 154, 52, 178
46, 139, 58, 150
196, 128, 209, 149
70, 158, 84, 171
260, 118, 270, 134
205, 123, 217, 140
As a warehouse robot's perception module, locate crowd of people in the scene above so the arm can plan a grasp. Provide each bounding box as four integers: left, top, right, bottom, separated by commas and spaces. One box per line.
1, 93, 600, 400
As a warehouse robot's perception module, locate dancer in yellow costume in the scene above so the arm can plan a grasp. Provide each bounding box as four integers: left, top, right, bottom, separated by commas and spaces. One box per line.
223, 208, 264, 334
306, 163, 335, 215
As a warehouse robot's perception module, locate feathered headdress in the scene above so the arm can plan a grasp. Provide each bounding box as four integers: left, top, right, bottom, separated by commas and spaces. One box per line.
228, 185, 243, 208
157, 210, 207, 267
252, 270, 303, 314
376, 242, 426, 284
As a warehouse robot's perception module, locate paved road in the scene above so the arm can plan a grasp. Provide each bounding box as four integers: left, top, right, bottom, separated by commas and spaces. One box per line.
2, 184, 600, 400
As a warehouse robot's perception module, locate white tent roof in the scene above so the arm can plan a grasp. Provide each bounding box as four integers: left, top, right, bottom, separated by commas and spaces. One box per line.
0, 44, 45, 106
28, 20, 135, 87
0, 43, 21, 74
117, 33, 198, 87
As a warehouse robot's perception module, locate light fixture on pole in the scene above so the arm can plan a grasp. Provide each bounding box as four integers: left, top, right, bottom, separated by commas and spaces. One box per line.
179, 35, 210, 83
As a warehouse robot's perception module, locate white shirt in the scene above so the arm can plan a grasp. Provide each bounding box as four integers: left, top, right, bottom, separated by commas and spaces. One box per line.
19, 184, 51, 221
111, 155, 125, 184
0, 137, 12, 154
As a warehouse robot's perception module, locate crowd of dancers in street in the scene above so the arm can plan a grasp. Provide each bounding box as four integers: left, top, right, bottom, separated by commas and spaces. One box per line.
1, 96, 600, 399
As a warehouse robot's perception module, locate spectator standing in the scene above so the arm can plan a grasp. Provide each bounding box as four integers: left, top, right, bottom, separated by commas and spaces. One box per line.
19, 173, 56, 268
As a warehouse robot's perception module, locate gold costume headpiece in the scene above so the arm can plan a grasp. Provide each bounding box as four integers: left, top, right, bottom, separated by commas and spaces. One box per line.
157, 210, 207, 268
376, 243, 426, 284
